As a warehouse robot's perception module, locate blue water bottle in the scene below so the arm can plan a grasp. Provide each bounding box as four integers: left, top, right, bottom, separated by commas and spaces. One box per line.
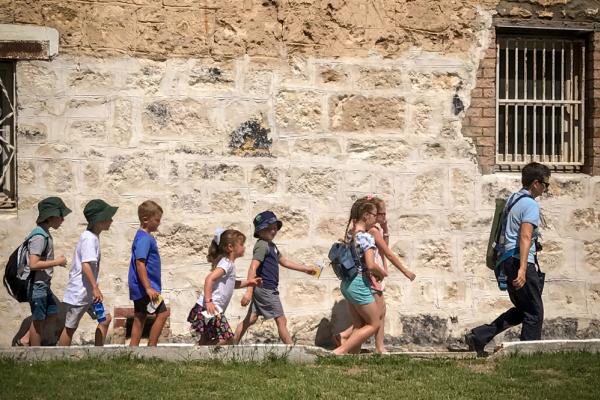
94, 302, 106, 323
495, 266, 508, 291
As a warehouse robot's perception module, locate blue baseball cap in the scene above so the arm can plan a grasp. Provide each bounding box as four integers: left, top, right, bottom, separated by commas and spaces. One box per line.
253, 210, 282, 238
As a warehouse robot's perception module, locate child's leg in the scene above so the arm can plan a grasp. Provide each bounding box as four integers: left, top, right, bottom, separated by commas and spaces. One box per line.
274, 315, 293, 345
18, 328, 30, 346
374, 293, 386, 353
345, 303, 365, 354
58, 327, 77, 346
333, 302, 380, 355
129, 312, 147, 347
148, 308, 170, 346
29, 319, 45, 346
234, 309, 258, 344
95, 314, 112, 346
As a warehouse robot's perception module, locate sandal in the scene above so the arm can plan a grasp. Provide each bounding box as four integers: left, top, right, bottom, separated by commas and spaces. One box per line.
332, 333, 342, 347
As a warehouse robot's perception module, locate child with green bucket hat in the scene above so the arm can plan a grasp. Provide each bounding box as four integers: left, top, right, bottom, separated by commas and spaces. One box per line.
59, 199, 118, 347
26, 197, 71, 346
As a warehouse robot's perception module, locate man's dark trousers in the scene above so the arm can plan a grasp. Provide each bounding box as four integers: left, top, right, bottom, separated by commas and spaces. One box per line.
471, 258, 544, 345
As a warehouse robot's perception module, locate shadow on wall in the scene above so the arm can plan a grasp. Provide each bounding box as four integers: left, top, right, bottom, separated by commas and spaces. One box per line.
314, 299, 353, 349
12, 298, 67, 346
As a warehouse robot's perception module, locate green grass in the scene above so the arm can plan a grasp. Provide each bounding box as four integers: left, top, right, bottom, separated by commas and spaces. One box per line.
1, 352, 599, 400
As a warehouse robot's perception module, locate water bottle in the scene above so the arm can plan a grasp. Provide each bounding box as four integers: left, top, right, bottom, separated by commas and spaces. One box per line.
94, 302, 106, 323
495, 267, 508, 291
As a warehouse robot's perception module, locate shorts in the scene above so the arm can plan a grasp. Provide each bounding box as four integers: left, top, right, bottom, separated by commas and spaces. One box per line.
187, 303, 234, 342
64, 303, 98, 329
341, 275, 375, 305
249, 287, 284, 320
133, 295, 167, 315
29, 281, 59, 321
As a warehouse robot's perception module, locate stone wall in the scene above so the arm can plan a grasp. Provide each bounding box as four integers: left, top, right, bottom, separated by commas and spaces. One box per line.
0, 0, 599, 348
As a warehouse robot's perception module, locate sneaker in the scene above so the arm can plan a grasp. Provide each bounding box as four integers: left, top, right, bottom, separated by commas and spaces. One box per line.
464, 332, 487, 357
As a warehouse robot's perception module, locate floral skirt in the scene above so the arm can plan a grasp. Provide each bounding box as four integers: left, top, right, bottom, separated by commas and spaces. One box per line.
187, 303, 234, 342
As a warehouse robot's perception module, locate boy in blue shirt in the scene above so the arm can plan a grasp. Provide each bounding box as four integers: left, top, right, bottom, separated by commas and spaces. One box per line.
466, 162, 551, 356
234, 211, 317, 344
128, 200, 169, 346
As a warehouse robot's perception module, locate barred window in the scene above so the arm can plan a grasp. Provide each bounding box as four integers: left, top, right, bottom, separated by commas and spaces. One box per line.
496, 35, 585, 170
0, 61, 16, 209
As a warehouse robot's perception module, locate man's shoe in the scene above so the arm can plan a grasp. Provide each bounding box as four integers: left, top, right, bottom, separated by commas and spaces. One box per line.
464, 332, 487, 357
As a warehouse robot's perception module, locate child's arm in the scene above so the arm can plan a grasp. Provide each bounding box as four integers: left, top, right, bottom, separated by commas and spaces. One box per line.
81, 261, 103, 303
241, 260, 260, 307
235, 277, 262, 289
28, 254, 67, 270
369, 227, 415, 281
364, 248, 387, 280
204, 268, 226, 315
279, 256, 317, 275
136, 259, 159, 301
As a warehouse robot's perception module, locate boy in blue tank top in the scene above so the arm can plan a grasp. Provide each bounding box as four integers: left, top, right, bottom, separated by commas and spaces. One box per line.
234, 211, 317, 344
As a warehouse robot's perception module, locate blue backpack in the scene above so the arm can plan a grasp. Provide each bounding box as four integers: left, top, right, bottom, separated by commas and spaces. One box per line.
328, 240, 362, 281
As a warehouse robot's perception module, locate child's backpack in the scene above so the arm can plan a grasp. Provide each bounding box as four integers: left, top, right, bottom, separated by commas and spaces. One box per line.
485, 193, 533, 289
3, 228, 49, 302
328, 240, 362, 281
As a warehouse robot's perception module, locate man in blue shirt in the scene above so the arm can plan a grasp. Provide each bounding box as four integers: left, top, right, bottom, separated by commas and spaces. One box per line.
466, 162, 551, 356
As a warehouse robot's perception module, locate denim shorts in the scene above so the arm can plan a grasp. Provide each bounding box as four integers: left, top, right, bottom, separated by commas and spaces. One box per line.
341, 275, 375, 305
29, 281, 59, 321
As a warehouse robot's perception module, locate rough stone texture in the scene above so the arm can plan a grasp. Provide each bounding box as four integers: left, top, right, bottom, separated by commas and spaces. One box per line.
1, 0, 599, 347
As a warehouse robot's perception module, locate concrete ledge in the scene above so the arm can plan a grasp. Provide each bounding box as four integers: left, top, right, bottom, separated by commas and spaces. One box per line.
0, 24, 59, 60
492, 339, 600, 358
0, 344, 331, 364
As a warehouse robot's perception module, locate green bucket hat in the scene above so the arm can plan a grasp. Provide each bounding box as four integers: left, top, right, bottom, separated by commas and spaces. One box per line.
84, 199, 118, 230
36, 197, 72, 224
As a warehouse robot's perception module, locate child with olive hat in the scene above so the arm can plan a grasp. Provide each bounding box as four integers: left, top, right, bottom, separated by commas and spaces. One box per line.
59, 199, 118, 346
26, 197, 71, 346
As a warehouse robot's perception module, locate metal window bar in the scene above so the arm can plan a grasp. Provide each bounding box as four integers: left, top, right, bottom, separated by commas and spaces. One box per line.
496, 37, 585, 167
0, 62, 17, 209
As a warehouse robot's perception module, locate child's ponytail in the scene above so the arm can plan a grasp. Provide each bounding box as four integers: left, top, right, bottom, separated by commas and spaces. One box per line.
206, 228, 246, 269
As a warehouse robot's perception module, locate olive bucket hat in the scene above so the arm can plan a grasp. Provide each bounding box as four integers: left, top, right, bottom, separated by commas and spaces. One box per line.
84, 199, 118, 230
36, 197, 72, 224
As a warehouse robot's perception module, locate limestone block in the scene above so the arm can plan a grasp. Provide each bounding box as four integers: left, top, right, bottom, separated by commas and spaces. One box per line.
536, 240, 565, 275
184, 163, 245, 183
162, 268, 204, 292
569, 208, 600, 233
251, 203, 309, 241
281, 281, 329, 309
142, 99, 220, 139
169, 188, 205, 212
346, 139, 410, 166
329, 95, 405, 132
412, 102, 433, 136
243, 68, 273, 97
398, 279, 437, 311
461, 239, 488, 276
105, 153, 161, 193
41, 159, 74, 193
286, 167, 339, 201
448, 211, 491, 232
408, 169, 445, 208
396, 214, 436, 233
156, 223, 212, 261
209, 190, 246, 214
125, 59, 166, 94
85, 3, 137, 50
17, 122, 48, 143
288, 313, 330, 345
357, 66, 405, 89
450, 168, 475, 207
287, 245, 329, 269
67, 69, 114, 94
408, 71, 461, 91
545, 175, 587, 201
316, 216, 348, 241
41, 2, 88, 47
316, 64, 350, 87
291, 138, 344, 160
67, 120, 107, 141
33, 144, 71, 159
82, 163, 100, 190
65, 97, 109, 119
583, 240, 600, 273
420, 141, 447, 160
250, 165, 279, 194
417, 240, 452, 272
188, 59, 235, 91
16, 61, 60, 97
438, 280, 470, 307
18, 160, 35, 185
110, 98, 133, 145
587, 283, 600, 315
545, 281, 588, 316
275, 90, 322, 132
479, 175, 522, 208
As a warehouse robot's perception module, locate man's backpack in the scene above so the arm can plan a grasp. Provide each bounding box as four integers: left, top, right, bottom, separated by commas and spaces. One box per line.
3, 228, 49, 302
485, 193, 533, 289
328, 240, 362, 281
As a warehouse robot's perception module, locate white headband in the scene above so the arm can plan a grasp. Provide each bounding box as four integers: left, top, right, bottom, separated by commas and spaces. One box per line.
213, 227, 226, 245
